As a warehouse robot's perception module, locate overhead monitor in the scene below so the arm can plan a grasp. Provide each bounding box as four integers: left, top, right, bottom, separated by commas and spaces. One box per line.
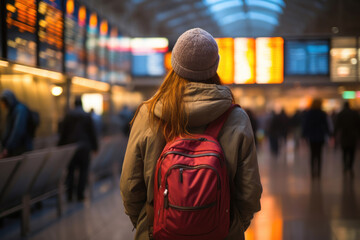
215, 38, 234, 84
6, 0, 37, 66
256, 37, 284, 84
131, 38, 168, 77
38, 0, 63, 72
234, 38, 256, 84
285, 39, 329, 75
108, 28, 131, 84
330, 37, 357, 82
64, 0, 86, 77
86, 11, 99, 80
98, 19, 109, 82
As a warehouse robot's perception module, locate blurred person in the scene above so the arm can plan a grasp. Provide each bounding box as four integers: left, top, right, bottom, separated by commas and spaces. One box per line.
245, 108, 258, 145
120, 28, 262, 240
0, 90, 34, 158
290, 109, 303, 150
303, 99, 330, 179
58, 97, 98, 202
118, 105, 134, 137
90, 108, 102, 137
335, 102, 360, 176
278, 108, 289, 145
266, 110, 281, 156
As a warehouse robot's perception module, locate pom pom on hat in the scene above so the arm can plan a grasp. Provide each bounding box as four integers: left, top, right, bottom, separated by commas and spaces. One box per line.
171, 28, 219, 81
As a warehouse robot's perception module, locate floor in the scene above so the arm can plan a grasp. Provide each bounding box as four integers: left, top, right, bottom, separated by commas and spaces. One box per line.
1, 138, 359, 240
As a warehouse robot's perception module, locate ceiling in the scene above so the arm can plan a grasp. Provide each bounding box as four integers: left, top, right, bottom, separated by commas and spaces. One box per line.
79, 0, 360, 45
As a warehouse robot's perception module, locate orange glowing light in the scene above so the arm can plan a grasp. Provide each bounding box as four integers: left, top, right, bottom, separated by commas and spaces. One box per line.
234, 38, 256, 84
164, 52, 172, 71
100, 20, 108, 36
78, 6, 86, 26
215, 38, 234, 84
89, 13, 97, 28
66, 0, 74, 15
256, 37, 284, 84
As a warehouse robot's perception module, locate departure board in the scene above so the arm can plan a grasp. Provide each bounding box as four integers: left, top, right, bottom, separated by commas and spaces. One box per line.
98, 19, 109, 82
256, 37, 284, 84
6, 0, 37, 66
38, 0, 63, 72
86, 11, 99, 80
215, 38, 234, 84
108, 28, 131, 84
64, 0, 86, 77
234, 38, 255, 84
285, 40, 329, 75
131, 38, 168, 77
330, 37, 357, 82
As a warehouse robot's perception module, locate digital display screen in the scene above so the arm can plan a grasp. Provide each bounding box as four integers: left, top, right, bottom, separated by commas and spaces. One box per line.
64, 0, 86, 77
131, 38, 168, 77
256, 37, 284, 84
234, 38, 255, 84
285, 40, 329, 75
38, 0, 63, 72
215, 38, 234, 84
330, 37, 358, 82
86, 11, 99, 80
108, 28, 131, 84
98, 19, 109, 82
6, 0, 37, 66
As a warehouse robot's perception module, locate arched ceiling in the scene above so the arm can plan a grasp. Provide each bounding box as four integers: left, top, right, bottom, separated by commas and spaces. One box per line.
80, 0, 360, 44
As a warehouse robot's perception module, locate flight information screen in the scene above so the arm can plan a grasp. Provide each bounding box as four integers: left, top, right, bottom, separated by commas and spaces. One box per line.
131, 38, 168, 77
215, 38, 234, 84
38, 0, 63, 71
285, 39, 329, 75
6, 0, 37, 66
234, 38, 255, 84
256, 37, 284, 84
86, 11, 99, 80
64, 0, 86, 77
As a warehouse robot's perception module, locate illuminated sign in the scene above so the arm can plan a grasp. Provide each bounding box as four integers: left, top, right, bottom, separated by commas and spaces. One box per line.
234, 38, 255, 84
108, 29, 131, 84
6, 0, 37, 66
131, 38, 168, 77
65, 0, 86, 77
215, 38, 234, 84
38, 0, 63, 72
164, 52, 172, 72
256, 37, 284, 84
342, 91, 356, 99
285, 39, 329, 75
98, 19, 109, 82
330, 37, 357, 82
86, 11, 99, 80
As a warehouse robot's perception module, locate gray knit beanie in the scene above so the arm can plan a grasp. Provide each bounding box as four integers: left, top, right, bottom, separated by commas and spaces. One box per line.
171, 28, 219, 81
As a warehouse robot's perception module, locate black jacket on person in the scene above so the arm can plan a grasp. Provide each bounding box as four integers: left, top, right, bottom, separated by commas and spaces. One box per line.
335, 106, 360, 148
303, 109, 330, 143
1, 90, 33, 156
58, 106, 98, 151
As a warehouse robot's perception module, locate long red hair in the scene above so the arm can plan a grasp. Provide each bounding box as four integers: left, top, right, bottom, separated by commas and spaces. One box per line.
131, 69, 223, 141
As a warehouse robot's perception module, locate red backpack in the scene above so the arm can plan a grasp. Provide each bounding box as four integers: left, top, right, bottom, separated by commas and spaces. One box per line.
153, 105, 238, 240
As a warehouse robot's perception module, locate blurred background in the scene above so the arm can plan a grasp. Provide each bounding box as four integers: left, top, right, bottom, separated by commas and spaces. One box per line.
0, 0, 359, 239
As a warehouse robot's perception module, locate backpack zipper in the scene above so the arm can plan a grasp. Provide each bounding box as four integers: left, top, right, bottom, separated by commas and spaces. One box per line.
162, 164, 221, 209
158, 151, 222, 189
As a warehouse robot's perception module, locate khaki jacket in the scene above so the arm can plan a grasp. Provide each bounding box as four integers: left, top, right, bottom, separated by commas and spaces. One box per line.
120, 82, 262, 240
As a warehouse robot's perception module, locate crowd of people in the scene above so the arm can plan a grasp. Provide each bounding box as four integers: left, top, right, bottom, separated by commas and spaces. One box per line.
249, 99, 360, 179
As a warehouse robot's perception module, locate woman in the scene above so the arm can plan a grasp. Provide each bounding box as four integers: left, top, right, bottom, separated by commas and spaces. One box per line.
120, 28, 262, 240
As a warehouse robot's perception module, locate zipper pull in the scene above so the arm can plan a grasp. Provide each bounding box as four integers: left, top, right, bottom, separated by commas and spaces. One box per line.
179, 168, 183, 183
198, 137, 207, 141
164, 188, 169, 209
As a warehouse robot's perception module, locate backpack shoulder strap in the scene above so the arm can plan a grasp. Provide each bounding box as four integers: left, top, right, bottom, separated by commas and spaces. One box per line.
204, 104, 240, 139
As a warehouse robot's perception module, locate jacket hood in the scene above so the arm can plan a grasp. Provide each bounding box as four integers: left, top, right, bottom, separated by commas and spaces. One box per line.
154, 82, 233, 127
1, 90, 18, 109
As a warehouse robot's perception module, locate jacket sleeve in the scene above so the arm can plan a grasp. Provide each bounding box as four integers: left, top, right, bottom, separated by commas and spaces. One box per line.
5, 105, 28, 151
232, 109, 262, 230
120, 107, 148, 228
